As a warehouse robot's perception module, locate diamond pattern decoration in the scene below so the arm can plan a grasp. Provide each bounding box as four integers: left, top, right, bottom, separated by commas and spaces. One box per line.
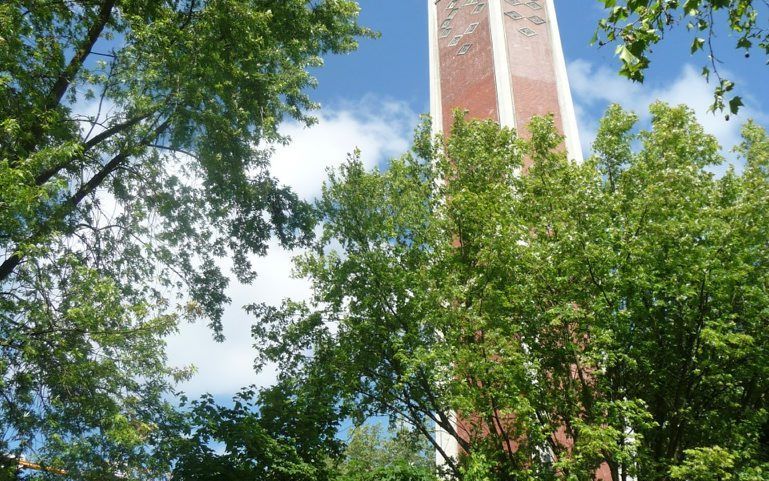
472, 3, 486, 13
519, 27, 536, 36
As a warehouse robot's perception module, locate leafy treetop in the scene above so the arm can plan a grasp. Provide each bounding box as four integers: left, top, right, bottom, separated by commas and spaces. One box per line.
594, 0, 768, 116
253, 105, 769, 481
0, 0, 372, 478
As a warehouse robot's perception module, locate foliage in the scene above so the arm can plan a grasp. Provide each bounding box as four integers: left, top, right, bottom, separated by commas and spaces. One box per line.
165, 381, 343, 481
0, 0, 372, 478
336, 424, 437, 481
594, 0, 768, 115
164, 391, 437, 481
669, 446, 735, 481
252, 105, 769, 481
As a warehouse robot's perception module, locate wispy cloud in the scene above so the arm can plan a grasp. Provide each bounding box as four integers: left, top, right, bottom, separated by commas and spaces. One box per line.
567, 59, 766, 159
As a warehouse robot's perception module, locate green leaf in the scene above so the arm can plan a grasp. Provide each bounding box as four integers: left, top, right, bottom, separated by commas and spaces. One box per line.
691, 36, 705, 53
729, 95, 744, 114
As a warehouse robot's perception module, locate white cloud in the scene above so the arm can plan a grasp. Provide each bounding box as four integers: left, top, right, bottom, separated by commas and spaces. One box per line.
165, 241, 307, 397
567, 59, 766, 159
270, 96, 417, 200
165, 96, 417, 397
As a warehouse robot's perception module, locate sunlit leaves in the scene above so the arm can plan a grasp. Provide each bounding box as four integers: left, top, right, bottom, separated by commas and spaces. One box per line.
1, 0, 372, 477
255, 105, 769, 480
594, 0, 767, 115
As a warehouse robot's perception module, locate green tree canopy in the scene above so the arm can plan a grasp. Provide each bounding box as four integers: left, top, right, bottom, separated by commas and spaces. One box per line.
594, 0, 768, 115
336, 424, 437, 481
253, 105, 769, 481
0, 0, 372, 478
164, 379, 344, 481
164, 388, 437, 481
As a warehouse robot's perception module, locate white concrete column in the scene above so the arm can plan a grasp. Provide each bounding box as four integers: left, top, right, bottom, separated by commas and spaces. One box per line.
545, 0, 584, 163
488, 0, 516, 129
428, 0, 444, 136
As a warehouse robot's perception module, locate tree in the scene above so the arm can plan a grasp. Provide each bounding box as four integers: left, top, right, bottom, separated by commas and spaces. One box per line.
164, 380, 343, 481
336, 424, 437, 481
0, 0, 372, 478
252, 105, 769, 481
163, 387, 436, 481
593, 0, 768, 115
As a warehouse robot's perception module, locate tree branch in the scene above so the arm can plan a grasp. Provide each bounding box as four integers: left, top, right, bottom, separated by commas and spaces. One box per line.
34, 112, 153, 187
45, 0, 117, 111
1, 118, 171, 283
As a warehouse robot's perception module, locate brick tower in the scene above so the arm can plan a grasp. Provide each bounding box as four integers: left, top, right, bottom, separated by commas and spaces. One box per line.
427, 0, 585, 469
428, 0, 582, 162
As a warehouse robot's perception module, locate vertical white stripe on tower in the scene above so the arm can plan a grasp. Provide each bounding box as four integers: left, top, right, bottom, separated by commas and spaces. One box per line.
545, 0, 584, 163
429, 1, 459, 470
488, 0, 516, 129
428, 0, 443, 136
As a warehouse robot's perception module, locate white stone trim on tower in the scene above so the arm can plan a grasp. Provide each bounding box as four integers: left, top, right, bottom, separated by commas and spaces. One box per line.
428, 5, 459, 465
434, 411, 460, 471
545, 0, 584, 163
428, 0, 444, 136
488, 0, 516, 129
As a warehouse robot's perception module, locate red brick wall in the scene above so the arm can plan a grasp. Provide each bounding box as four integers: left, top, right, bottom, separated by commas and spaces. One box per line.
434, 0, 567, 138
436, 0, 498, 133
501, 0, 564, 138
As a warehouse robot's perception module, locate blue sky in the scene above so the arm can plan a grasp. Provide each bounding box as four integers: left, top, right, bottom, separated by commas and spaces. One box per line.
165, 1, 768, 399
314, 1, 768, 138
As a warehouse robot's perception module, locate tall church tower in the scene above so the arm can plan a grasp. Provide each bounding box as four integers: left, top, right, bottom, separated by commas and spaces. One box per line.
428, 0, 582, 162
427, 0, 585, 467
